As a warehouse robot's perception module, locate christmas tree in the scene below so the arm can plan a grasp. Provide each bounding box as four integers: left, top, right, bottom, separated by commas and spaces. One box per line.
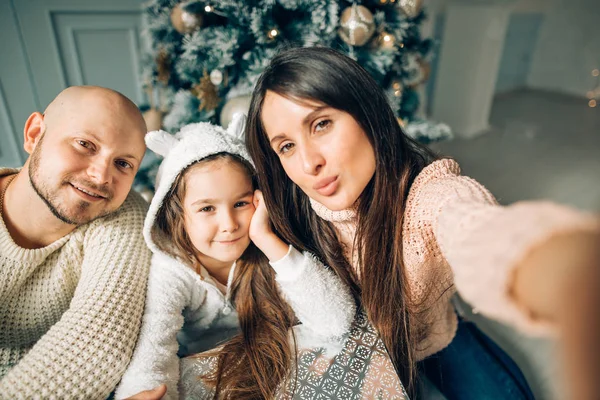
135, 0, 451, 193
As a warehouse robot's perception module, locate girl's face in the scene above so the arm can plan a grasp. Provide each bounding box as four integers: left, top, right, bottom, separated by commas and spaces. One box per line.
182, 160, 255, 272
261, 91, 376, 211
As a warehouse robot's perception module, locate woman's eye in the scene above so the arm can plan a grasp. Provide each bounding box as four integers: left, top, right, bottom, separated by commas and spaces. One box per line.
199, 206, 214, 212
77, 140, 92, 149
315, 119, 331, 132
279, 143, 294, 154
234, 201, 249, 208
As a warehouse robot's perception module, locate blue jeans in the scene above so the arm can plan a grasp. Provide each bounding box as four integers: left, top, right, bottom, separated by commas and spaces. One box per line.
418, 318, 535, 400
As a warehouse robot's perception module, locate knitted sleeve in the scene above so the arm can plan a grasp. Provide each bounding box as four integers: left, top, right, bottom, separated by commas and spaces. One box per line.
115, 254, 198, 400
413, 161, 599, 334
270, 246, 356, 338
0, 193, 151, 399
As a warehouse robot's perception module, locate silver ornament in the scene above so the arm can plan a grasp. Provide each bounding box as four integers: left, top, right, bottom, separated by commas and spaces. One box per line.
399, 0, 423, 18
209, 69, 223, 86
220, 95, 252, 129
170, 4, 203, 34
338, 5, 376, 47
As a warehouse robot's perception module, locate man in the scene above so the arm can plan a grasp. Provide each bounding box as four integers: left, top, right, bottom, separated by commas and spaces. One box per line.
0, 86, 152, 399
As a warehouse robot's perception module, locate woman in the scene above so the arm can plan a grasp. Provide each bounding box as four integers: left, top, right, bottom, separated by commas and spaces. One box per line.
244, 46, 600, 399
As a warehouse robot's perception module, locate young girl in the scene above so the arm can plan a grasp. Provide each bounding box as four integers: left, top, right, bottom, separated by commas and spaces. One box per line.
115, 114, 356, 399
244, 47, 600, 399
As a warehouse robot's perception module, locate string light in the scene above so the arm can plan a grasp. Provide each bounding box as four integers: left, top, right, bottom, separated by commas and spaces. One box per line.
379, 31, 395, 50
588, 69, 600, 108
268, 28, 279, 39
204, 5, 213, 12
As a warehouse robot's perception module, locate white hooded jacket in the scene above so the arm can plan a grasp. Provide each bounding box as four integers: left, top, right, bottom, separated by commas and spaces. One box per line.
115, 115, 356, 399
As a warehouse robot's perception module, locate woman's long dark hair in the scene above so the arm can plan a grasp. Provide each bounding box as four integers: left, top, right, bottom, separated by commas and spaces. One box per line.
245, 46, 438, 396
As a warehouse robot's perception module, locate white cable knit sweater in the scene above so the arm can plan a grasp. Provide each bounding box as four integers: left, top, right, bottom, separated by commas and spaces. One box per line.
0, 168, 152, 399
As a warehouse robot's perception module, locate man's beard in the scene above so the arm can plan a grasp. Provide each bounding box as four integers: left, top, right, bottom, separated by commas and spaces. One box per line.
28, 137, 114, 226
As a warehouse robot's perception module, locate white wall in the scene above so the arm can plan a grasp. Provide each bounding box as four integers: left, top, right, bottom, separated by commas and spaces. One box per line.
0, 0, 145, 168
511, 0, 553, 12
526, 0, 600, 97
427, 0, 599, 100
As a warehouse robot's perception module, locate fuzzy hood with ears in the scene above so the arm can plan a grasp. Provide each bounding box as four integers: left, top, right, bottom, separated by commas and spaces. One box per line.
143, 113, 253, 257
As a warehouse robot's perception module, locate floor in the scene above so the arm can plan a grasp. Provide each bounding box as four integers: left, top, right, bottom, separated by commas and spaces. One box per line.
428, 89, 600, 399
430, 89, 600, 211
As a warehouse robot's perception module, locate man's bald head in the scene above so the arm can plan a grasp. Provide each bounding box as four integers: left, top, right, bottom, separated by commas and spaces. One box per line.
43, 86, 146, 136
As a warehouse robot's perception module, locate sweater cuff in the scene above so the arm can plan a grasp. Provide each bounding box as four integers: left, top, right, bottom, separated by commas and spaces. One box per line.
269, 245, 307, 281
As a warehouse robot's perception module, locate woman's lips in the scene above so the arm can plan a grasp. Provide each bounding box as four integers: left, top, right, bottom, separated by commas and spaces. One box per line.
313, 176, 339, 196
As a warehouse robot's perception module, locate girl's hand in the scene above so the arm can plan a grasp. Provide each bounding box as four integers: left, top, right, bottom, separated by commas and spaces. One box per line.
125, 384, 167, 400
249, 190, 289, 262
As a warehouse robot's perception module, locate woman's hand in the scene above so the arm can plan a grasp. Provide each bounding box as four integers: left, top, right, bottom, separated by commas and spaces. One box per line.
512, 230, 599, 322
249, 190, 289, 262
125, 384, 167, 400
512, 230, 600, 399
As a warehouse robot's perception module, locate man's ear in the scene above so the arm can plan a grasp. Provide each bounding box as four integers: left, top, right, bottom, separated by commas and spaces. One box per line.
23, 112, 45, 154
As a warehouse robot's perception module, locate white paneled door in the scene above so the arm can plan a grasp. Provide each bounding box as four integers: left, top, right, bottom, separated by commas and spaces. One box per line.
0, 0, 145, 168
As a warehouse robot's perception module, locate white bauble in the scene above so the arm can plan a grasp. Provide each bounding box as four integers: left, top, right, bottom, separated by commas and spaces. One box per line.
220, 95, 252, 128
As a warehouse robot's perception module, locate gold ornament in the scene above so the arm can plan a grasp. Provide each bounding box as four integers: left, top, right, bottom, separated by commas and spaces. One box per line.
143, 83, 167, 131
338, 5, 376, 47
192, 71, 220, 111
420, 60, 431, 84
156, 49, 171, 85
143, 108, 164, 132
220, 95, 252, 128
399, 0, 423, 18
170, 3, 203, 34
404, 55, 431, 87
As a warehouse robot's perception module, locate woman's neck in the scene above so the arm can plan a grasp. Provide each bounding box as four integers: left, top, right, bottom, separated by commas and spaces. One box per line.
309, 197, 357, 223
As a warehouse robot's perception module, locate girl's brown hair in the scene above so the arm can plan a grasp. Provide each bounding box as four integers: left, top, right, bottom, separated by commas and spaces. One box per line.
246, 47, 444, 396
153, 152, 296, 399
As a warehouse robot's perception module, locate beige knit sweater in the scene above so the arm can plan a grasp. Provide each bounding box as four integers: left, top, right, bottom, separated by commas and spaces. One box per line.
0, 168, 152, 399
311, 159, 599, 360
